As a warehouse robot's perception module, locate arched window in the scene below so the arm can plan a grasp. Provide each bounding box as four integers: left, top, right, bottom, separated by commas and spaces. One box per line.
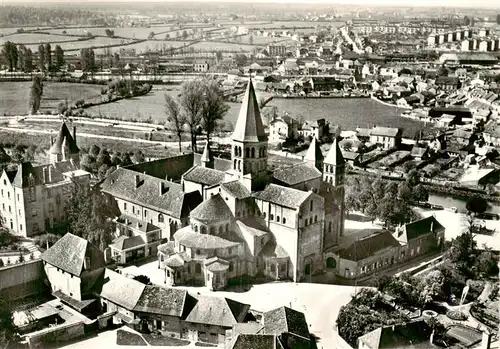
234, 145, 238, 156
196, 249, 200, 255
251, 147, 255, 158
283, 217, 287, 224
238, 160, 241, 171
238, 147, 242, 157
262, 212, 266, 219
158, 214, 164, 223
270, 264, 276, 272
270, 214, 274, 221
314, 215, 318, 223
201, 226, 206, 234
194, 225, 198, 232
304, 218, 308, 226
210, 226, 215, 235
219, 226, 223, 234
245, 148, 250, 158
225, 223, 230, 232
234, 159, 237, 169
310, 201, 313, 212
328, 221, 332, 232
276, 216, 280, 222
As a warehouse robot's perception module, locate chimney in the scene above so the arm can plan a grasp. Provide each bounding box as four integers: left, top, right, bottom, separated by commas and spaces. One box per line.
48, 165, 53, 183
73, 126, 77, 142
42, 167, 47, 184
135, 174, 140, 188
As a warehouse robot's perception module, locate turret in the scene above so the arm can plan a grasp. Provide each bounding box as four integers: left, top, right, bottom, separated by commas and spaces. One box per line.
323, 138, 345, 186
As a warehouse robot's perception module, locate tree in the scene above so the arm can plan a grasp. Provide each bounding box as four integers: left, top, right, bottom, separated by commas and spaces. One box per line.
201, 79, 229, 145
120, 152, 133, 166
66, 180, 116, 251
234, 53, 247, 67
464, 16, 471, 26
23, 47, 33, 72
449, 230, 477, 274
0, 298, 19, 348
412, 184, 429, 203
165, 94, 185, 152
133, 275, 151, 285
215, 50, 223, 63
89, 144, 101, 157
131, 150, 145, 164
44, 43, 51, 71
2, 41, 18, 71
497, 14, 500, 25
180, 79, 205, 152
105, 29, 115, 37
54, 45, 64, 71
30, 75, 43, 115
249, 35, 254, 45
406, 169, 420, 186
38, 44, 45, 71
80, 48, 96, 72
182, 30, 188, 40
466, 196, 487, 215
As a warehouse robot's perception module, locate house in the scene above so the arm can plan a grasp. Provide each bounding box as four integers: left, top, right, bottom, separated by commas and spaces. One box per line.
393, 216, 445, 262
410, 144, 430, 161
334, 230, 401, 279
269, 115, 299, 143
226, 306, 314, 349
483, 121, 500, 147
101, 167, 203, 241
183, 295, 250, 345
358, 320, 436, 349
298, 119, 326, 140
109, 214, 163, 265
41, 233, 105, 305
267, 45, 287, 57
435, 76, 461, 91
369, 127, 402, 150
309, 77, 342, 92
193, 60, 209, 72
0, 122, 90, 237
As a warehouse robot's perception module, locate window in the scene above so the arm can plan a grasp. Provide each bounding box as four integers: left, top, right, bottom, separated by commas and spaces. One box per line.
17, 194, 19, 201
8, 206, 11, 213
196, 249, 201, 255
310, 200, 313, 212
237, 211, 240, 217
229, 262, 233, 272
194, 225, 198, 232
276, 216, 280, 222
225, 224, 230, 232
7, 192, 10, 199
219, 226, 223, 234
158, 214, 164, 223
1, 203, 3, 210
304, 218, 308, 226
47, 189, 52, 198
1, 189, 2, 196
132, 206, 135, 214
270, 214, 274, 221
262, 212, 266, 219
328, 221, 332, 232
124, 202, 127, 210
20, 225, 22, 231
144, 210, 147, 217
282, 217, 286, 224
280, 264, 286, 272
210, 226, 215, 234
196, 264, 201, 273
49, 203, 54, 212
201, 226, 206, 234
314, 215, 318, 223
32, 209, 37, 217
18, 210, 21, 217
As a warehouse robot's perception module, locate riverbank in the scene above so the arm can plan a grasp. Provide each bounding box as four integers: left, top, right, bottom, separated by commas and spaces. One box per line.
273, 94, 370, 99
370, 93, 412, 110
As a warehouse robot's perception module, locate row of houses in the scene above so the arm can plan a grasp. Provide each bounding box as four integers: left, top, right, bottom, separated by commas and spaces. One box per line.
41, 233, 315, 348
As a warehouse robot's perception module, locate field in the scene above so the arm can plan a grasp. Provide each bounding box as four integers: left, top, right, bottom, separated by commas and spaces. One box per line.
122, 40, 188, 54
228, 34, 285, 45
0, 33, 81, 45
24, 37, 134, 53
190, 41, 260, 51
0, 81, 102, 115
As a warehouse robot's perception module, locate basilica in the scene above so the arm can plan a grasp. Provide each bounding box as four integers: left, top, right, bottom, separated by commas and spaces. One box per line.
154, 79, 346, 289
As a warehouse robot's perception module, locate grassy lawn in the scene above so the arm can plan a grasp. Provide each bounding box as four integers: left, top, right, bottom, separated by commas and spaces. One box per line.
143, 334, 190, 346
0, 81, 102, 116
116, 329, 147, 346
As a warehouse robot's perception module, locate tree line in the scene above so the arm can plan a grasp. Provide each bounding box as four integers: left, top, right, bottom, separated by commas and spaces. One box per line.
165, 77, 229, 153
2, 41, 65, 72
345, 169, 429, 227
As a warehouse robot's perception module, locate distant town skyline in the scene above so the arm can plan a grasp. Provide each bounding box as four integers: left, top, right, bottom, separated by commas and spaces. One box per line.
2, 0, 500, 8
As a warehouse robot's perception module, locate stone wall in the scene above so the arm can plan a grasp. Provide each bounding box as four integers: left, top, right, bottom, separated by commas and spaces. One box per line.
26, 320, 85, 349
0, 260, 46, 301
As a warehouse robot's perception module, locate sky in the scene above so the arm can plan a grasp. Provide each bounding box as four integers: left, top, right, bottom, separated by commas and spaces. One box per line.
1, 0, 500, 7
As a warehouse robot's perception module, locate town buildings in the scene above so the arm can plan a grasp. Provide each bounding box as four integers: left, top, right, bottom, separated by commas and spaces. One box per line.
39, 232, 314, 347
0, 123, 90, 237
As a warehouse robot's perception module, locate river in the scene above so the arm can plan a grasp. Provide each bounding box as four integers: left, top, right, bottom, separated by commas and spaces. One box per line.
428, 193, 500, 214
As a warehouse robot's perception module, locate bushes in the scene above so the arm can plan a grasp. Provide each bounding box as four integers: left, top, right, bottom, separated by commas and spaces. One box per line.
33, 233, 60, 250
446, 310, 468, 321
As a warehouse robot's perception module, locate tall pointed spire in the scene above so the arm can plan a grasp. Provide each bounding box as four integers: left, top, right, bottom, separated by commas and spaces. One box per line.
324, 138, 344, 166
304, 136, 324, 170
232, 79, 267, 143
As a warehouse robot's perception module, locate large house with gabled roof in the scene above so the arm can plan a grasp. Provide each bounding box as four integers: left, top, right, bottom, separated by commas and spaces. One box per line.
0, 122, 90, 237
